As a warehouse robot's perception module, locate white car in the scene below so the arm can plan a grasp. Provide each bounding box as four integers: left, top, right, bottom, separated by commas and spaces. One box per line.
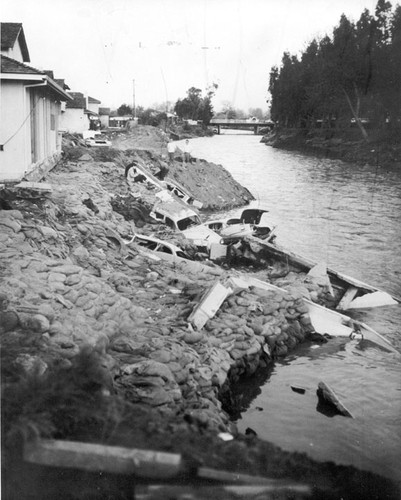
164, 178, 203, 209
150, 200, 225, 255
204, 208, 276, 242
125, 234, 190, 259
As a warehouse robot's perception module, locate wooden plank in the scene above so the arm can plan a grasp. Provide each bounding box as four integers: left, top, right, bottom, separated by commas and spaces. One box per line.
336, 286, 359, 310
13, 181, 53, 195
224, 484, 311, 496
24, 440, 182, 478
198, 467, 308, 488
136, 483, 312, 498
188, 281, 232, 330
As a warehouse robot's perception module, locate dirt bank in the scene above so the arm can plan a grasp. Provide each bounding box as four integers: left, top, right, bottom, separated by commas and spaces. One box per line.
64, 126, 254, 212
1, 126, 399, 499
262, 127, 401, 168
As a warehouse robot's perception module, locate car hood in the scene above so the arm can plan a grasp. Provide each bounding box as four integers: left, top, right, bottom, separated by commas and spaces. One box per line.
182, 225, 222, 247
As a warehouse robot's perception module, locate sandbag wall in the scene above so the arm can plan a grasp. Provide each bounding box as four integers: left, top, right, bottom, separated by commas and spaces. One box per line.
202, 284, 315, 383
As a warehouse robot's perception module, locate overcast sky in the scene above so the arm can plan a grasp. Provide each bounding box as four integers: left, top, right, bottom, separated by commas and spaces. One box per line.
2, 0, 378, 112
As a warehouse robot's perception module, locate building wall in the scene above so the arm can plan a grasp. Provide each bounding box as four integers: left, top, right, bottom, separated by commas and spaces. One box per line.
60, 108, 89, 134
99, 115, 109, 128
88, 102, 99, 114
0, 81, 29, 181
1, 43, 24, 62
0, 81, 63, 182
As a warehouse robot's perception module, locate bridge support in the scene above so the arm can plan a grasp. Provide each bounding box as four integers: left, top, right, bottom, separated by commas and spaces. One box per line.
254, 125, 258, 135
217, 125, 220, 135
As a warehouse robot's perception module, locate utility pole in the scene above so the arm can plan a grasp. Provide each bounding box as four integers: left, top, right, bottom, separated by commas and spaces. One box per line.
132, 79, 136, 119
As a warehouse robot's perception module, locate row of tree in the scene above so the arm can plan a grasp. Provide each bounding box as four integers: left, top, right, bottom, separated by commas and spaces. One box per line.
116, 86, 270, 128
268, 0, 401, 138
116, 104, 170, 127
116, 84, 218, 127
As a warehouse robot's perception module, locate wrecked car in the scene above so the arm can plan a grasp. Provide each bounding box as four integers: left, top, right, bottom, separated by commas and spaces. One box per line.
150, 200, 226, 256
204, 208, 276, 242
164, 178, 203, 209
125, 233, 191, 260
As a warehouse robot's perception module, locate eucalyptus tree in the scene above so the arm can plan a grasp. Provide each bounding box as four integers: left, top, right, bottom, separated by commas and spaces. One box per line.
174, 84, 218, 125
267, 0, 401, 139
388, 5, 401, 131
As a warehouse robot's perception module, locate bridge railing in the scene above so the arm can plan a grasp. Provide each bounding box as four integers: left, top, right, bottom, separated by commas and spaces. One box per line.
210, 119, 261, 124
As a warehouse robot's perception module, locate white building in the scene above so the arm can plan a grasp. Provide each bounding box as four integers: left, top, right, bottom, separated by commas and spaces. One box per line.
60, 93, 101, 135
0, 23, 71, 182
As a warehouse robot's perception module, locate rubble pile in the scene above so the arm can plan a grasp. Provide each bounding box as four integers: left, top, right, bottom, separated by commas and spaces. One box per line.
0, 146, 319, 434
231, 240, 341, 308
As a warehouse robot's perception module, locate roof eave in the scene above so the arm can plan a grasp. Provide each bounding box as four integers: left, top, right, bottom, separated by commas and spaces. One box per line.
17, 26, 30, 62
44, 75, 73, 101
0, 73, 44, 81
0, 73, 72, 100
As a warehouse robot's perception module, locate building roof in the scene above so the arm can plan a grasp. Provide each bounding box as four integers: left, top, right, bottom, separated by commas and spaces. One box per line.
55, 78, 70, 91
66, 92, 87, 109
88, 96, 101, 104
1, 55, 71, 101
1, 53, 43, 75
1, 22, 30, 62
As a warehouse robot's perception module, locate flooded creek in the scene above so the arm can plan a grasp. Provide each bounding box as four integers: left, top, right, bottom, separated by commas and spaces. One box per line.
189, 131, 401, 481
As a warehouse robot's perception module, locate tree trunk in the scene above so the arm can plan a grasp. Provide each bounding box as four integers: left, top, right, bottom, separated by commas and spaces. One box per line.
342, 87, 369, 142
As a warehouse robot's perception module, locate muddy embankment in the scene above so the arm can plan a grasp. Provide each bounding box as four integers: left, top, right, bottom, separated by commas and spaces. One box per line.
1, 126, 399, 499
262, 127, 401, 168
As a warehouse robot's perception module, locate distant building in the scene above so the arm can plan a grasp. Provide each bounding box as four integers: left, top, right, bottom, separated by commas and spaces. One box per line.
87, 96, 101, 130
99, 107, 110, 129
0, 22, 71, 182
87, 96, 101, 114
60, 92, 101, 135
109, 115, 132, 128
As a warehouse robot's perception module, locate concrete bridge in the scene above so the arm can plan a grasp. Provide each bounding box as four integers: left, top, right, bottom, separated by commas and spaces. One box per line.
210, 118, 274, 134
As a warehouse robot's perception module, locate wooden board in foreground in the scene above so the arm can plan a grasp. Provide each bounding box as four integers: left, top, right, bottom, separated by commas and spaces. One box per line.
24, 439, 182, 478
198, 467, 311, 493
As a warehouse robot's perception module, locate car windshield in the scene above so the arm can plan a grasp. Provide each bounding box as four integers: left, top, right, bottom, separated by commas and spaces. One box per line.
159, 245, 173, 254
177, 216, 201, 231
137, 239, 158, 250
177, 251, 189, 259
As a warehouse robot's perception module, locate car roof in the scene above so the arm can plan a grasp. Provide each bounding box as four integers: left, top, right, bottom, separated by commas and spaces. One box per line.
135, 234, 182, 252
153, 200, 199, 222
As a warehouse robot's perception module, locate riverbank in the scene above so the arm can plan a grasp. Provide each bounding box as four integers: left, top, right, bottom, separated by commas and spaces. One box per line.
1, 126, 399, 499
262, 127, 401, 168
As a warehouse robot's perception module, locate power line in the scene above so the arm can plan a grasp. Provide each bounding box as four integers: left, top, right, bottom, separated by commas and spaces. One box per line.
2, 96, 40, 148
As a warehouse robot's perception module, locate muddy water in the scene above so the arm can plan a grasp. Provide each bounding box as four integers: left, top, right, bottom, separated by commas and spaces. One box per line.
188, 131, 401, 482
